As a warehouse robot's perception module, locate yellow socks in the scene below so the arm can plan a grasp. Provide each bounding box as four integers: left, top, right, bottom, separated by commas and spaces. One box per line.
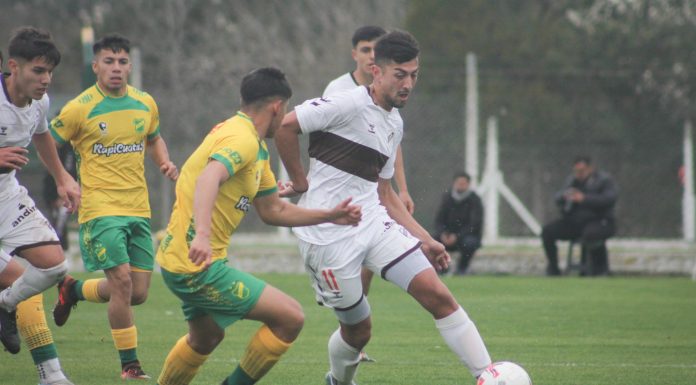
224, 325, 292, 385
157, 336, 209, 385
81, 278, 107, 303
17, 294, 53, 350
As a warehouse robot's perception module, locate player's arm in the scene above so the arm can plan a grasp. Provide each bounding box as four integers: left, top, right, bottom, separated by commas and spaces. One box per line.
377, 178, 449, 271
147, 135, 178, 180
394, 145, 414, 214
275, 111, 309, 194
188, 160, 228, 268
32, 131, 80, 212
253, 193, 361, 227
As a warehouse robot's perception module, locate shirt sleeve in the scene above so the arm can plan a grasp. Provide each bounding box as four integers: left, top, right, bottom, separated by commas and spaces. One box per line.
294, 90, 358, 135
208, 133, 257, 177
49, 99, 81, 145
146, 96, 161, 140
256, 156, 278, 198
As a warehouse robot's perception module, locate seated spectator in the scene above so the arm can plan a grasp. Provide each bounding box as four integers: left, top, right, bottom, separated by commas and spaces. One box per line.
542, 156, 618, 276
433, 171, 483, 275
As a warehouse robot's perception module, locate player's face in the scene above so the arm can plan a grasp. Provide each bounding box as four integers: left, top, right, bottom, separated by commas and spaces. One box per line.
352, 40, 378, 79
373, 58, 419, 109
265, 99, 289, 138
93, 49, 131, 95
10, 57, 54, 101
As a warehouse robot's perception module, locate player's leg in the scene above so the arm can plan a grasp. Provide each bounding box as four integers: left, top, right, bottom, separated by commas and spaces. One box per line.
158, 315, 220, 385
103, 262, 149, 379
299, 237, 369, 385
54, 216, 154, 326
0, 254, 23, 353
366, 217, 491, 379
17, 294, 74, 385
222, 284, 304, 385
0, 189, 67, 312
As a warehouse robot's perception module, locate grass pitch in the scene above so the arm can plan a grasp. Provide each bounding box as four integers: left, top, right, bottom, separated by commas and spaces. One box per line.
4, 273, 696, 385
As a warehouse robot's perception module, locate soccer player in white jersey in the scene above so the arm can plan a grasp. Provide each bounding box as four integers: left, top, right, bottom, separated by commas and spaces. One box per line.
276, 31, 492, 385
0, 27, 80, 385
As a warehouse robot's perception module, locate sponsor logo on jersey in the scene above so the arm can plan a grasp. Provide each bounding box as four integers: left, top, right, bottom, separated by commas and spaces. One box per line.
221, 148, 243, 165
133, 118, 145, 133
12, 203, 36, 228
235, 196, 251, 212
92, 141, 144, 157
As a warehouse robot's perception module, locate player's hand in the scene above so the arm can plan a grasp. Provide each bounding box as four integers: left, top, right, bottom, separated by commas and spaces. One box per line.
277, 180, 308, 198
188, 234, 213, 269
160, 161, 179, 180
328, 197, 362, 226
421, 239, 450, 271
0, 147, 29, 172
398, 190, 415, 215
56, 173, 81, 213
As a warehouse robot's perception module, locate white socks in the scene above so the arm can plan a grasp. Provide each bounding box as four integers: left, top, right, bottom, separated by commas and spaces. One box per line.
435, 307, 492, 377
37, 357, 68, 384
0, 262, 67, 311
328, 328, 361, 385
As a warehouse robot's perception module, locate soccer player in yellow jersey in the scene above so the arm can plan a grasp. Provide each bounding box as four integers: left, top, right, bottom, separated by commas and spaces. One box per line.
156, 67, 361, 385
49, 34, 178, 380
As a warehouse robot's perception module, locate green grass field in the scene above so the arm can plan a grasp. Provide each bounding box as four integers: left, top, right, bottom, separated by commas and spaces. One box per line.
4, 273, 696, 385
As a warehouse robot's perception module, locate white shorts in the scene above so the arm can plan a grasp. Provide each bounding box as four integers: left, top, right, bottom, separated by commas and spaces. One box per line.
0, 186, 59, 256
298, 212, 432, 311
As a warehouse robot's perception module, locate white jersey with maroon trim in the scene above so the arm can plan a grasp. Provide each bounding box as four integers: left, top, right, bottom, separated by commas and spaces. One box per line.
293, 86, 403, 245
0, 73, 50, 199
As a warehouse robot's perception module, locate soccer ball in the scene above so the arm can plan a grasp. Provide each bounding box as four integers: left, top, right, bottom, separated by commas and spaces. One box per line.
477, 362, 532, 385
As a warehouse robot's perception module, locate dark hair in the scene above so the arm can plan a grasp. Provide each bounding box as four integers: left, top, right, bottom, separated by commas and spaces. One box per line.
374, 30, 419, 65
574, 155, 592, 165
93, 34, 130, 55
453, 171, 471, 182
8, 26, 61, 66
240, 67, 292, 106
0, 49, 3, 66
352, 26, 387, 47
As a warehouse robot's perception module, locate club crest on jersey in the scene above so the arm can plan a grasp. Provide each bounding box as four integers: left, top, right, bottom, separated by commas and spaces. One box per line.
0, 126, 7, 136
367, 123, 376, 134
388, 132, 394, 141
52, 119, 64, 129
133, 118, 145, 133
235, 196, 251, 212
98, 122, 108, 135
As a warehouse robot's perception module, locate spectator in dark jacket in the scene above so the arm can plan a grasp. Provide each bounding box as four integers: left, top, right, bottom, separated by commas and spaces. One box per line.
433, 172, 483, 275
542, 156, 618, 276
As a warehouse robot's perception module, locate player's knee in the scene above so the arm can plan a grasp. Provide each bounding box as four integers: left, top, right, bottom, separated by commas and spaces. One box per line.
285, 306, 305, 338
342, 321, 371, 349
131, 290, 148, 305
42, 260, 68, 284
190, 330, 224, 353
